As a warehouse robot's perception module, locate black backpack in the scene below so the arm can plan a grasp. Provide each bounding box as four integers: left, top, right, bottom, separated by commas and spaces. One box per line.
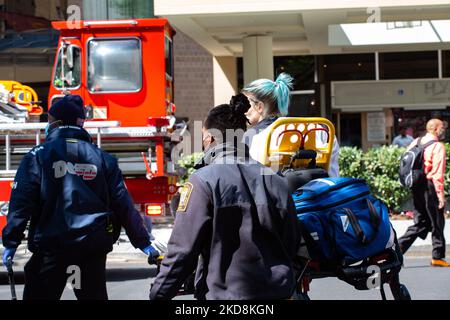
281, 149, 329, 193
399, 137, 436, 189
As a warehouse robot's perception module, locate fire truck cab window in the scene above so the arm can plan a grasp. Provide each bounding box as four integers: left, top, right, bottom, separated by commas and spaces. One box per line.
88, 38, 142, 93
53, 45, 81, 89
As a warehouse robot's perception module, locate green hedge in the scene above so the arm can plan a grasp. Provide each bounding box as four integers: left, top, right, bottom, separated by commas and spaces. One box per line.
176, 144, 450, 212
177, 152, 204, 185
339, 143, 450, 212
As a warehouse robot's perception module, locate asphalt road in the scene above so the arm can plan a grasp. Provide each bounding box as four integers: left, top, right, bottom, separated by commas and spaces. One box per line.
0, 257, 448, 300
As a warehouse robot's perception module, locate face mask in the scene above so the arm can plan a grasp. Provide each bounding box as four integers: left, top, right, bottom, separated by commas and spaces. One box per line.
44, 122, 51, 136
45, 120, 62, 136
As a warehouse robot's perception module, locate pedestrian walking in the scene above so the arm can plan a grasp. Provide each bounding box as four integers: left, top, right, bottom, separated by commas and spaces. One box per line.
398, 118, 449, 267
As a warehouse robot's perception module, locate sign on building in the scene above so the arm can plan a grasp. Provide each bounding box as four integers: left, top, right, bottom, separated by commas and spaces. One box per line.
367, 112, 386, 142
332, 78, 450, 111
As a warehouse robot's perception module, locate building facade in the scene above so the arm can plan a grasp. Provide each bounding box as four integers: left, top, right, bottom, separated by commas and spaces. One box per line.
155, 0, 450, 149
2, 0, 450, 148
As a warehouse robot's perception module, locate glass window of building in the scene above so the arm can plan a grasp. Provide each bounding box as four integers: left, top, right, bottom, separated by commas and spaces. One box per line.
274, 56, 314, 90
237, 55, 315, 91
274, 56, 316, 116
380, 51, 438, 79
339, 113, 362, 147
83, 0, 154, 20
1, 0, 69, 116
321, 53, 375, 82
392, 109, 450, 142
442, 50, 450, 77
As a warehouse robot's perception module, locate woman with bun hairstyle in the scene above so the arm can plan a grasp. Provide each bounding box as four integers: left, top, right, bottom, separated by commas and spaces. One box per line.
242, 73, 293, 148
242, 73, 340, 177
150, 97, 299, 300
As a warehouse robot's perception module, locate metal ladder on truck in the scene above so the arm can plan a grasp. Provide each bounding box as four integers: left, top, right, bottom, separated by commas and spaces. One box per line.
0, 120, 179, 234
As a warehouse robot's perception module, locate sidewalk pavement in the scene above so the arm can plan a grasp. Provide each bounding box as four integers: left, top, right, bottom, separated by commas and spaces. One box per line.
2, 220, 450, 268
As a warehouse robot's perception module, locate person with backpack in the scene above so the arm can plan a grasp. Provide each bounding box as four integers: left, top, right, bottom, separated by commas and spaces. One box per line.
2, 95, 160, 299
398, 118, 448, 267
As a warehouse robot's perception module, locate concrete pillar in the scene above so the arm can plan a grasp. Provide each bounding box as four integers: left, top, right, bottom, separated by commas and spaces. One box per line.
243, 35, 274, 85
213, 56, 237, 106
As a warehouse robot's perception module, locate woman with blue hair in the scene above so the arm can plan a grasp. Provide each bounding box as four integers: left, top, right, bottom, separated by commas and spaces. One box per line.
242, 73, 293, 146
242, 73, 340, 177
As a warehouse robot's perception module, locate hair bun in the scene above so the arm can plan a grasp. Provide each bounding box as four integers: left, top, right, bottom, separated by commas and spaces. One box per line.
230, 93, 250, 116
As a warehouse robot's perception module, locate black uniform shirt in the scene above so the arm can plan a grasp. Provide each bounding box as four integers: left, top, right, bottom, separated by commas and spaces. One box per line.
150, 142, 300, 300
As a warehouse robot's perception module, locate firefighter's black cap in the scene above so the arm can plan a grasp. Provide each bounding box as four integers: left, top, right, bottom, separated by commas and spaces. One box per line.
49, 94, 86, 125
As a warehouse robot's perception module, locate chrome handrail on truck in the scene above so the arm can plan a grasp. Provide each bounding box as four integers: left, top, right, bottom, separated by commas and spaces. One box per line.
0, 121, 120, 177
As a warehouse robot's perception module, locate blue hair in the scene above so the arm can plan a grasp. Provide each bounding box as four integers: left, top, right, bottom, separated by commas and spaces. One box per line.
242, 73, 294, 116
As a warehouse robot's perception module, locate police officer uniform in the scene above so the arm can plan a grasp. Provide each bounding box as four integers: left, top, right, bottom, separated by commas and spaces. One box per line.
2, 102, 151, 300
150, 142, 300, 300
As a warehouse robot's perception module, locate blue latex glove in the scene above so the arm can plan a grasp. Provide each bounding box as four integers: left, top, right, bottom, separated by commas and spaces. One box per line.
141, 245, 160, 265
2, 247, 16, 266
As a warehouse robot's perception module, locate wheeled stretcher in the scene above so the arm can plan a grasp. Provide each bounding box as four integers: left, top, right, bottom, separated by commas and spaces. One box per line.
155, 117, 411, 300
260, 117, 411, 300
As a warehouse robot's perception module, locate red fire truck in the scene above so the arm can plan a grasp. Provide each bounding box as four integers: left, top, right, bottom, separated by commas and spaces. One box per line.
0, 18, 180, 234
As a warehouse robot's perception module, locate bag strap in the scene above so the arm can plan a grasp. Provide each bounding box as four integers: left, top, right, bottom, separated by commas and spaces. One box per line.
366, 198, 381, 232
417, 137, 437, 150
342, 202, 382, 245
342, 208, 367, 245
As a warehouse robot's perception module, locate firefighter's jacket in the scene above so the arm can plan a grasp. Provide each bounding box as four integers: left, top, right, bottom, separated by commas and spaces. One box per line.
150, 142, 300, 300
2, 126, 150, 254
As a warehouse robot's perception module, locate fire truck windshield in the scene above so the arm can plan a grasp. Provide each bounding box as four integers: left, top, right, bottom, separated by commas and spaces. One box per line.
87, 38, 142, 93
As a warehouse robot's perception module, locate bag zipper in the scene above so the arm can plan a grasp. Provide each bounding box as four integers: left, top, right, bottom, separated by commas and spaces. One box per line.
295, 190, 371, 214
294, 179, 367, 203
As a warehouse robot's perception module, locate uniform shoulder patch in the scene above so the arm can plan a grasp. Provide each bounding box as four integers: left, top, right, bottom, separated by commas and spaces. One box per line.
177, 182, 193, 212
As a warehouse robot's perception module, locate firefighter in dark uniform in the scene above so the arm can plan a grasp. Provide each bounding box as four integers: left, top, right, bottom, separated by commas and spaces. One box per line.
2, 95, 160, 300
150, 95, 300, 300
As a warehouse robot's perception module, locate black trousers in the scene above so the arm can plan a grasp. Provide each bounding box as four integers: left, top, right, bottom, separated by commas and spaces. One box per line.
23, 251, 108, 300
398, 180, 446, 259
